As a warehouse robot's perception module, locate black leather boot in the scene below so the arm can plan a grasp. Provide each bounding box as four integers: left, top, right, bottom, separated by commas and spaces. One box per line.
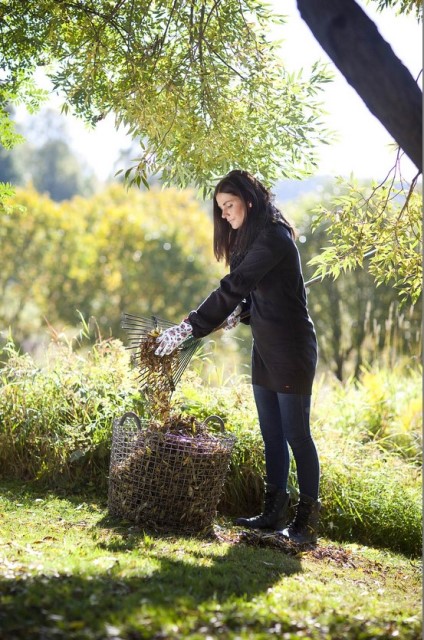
281, 493, 321, 544
235, 482, 290, 530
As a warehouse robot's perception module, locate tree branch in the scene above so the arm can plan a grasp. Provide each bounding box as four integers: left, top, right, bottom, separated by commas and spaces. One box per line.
297, 0, 422, 171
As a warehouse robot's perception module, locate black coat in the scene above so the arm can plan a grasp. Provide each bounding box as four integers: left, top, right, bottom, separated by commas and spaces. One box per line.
188, 221, 317, 394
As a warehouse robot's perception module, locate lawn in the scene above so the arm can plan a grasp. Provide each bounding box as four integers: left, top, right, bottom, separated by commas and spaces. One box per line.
0, 481, 421, 640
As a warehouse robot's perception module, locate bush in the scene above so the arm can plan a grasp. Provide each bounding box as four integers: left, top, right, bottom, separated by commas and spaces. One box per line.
0, 335, 145, 486
309, 368, 422, 556
175, 370, 267, 515
314, 364, 422, 465
0, 334, 421, 555
320, 456, 421, 556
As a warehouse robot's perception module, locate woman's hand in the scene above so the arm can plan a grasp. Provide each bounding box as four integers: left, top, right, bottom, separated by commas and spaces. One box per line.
155, 319, 193, 356
224, 304, 242, 330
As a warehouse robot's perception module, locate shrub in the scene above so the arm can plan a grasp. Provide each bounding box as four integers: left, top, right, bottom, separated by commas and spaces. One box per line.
0, 334, 421, 555
312, 364, 422, 465
320, 454, 421, 556
0, 335, 145, 486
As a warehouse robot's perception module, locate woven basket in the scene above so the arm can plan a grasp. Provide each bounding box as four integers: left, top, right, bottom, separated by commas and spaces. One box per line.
108, 412, 235, 532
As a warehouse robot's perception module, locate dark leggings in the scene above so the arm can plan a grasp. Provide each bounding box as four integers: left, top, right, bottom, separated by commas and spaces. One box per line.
253, 384, 320, 500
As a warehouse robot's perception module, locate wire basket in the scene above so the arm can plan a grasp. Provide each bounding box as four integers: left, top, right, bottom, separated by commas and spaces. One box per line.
108, 412, 236, 532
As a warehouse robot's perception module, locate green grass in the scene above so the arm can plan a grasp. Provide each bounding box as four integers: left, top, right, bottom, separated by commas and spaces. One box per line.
0, 481, 421, 640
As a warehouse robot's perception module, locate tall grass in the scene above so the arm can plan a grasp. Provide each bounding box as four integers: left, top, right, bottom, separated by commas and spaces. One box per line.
0, 332, 421, 555
313, 363, 422, 464
0, 333, 145, 485
366, 301, 422, 372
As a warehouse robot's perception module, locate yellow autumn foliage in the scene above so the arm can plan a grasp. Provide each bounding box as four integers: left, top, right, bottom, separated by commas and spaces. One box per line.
0, 184, 225, 342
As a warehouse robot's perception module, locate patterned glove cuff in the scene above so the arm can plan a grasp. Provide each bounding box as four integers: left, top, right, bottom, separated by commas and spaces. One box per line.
180, 318, 193, 338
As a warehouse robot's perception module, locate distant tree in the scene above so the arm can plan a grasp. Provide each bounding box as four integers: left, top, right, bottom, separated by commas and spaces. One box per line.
67, 185, 224, 335
0, 108, 96, 200
0, 52, 46, 208
0, 187, 61, 340
0, 145, 20, 186
31, 139, 93, 201
0, 184, 224, 343
0, 104, 26, 209
0, 106, 21, 184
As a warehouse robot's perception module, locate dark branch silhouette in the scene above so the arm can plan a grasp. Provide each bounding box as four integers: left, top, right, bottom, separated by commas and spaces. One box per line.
297, 0, 422, 172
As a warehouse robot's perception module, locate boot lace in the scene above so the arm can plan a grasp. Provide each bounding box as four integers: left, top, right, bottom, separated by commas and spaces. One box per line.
289, 500, 310, 533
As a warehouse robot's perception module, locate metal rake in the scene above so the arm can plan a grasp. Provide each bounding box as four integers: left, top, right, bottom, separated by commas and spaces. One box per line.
121, 313, 203, 395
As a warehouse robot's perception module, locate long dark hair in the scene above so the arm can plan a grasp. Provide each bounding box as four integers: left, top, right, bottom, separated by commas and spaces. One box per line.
213, 169, 295, 264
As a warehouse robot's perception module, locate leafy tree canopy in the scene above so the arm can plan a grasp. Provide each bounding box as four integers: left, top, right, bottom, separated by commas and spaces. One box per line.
0, 0, 421, 304
308, 169, 422, 305
0, 0, 332, 193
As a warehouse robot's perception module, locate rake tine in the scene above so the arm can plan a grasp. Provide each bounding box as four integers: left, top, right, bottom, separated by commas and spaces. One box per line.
127, 325, 148, 332
122, 310, 207, 395
122, 325, 151, 334
122, 312, 154, 321
121, 314, 155, 328
121, 320, 153, 330
121, 312, 178, 330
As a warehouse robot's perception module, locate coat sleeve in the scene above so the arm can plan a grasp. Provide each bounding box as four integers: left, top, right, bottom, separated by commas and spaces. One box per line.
188, 229, 284, 338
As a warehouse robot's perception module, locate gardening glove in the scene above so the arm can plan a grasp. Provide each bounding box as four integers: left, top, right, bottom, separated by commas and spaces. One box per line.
224, 304, 242, 331
155, 318, 193, 357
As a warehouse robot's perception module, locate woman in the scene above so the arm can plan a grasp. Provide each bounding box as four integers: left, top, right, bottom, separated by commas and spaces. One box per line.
155, 170, 321, 544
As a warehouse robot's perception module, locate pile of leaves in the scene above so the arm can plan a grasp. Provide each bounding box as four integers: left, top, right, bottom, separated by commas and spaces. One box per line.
237, 530, 359, 567
137, 331, 177, 419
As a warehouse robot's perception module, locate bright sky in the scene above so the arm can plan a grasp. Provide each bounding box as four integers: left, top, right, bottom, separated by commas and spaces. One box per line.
278, 0, 422, 182
19, 0, 422, 183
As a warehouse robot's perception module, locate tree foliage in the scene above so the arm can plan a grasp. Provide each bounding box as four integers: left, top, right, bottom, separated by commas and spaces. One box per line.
0, 0, 421, 313
0, 184, 224, 343
293, 1, 422, 302
285, 183, 421, 380
371, 0, 422, 20
308, 168, 422, 305
1, 181, 420, 379
0, 0, 331, 193
0, 52, 47, 207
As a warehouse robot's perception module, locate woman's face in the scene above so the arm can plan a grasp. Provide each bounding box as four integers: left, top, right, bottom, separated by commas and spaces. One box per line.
215, 192, 247, 230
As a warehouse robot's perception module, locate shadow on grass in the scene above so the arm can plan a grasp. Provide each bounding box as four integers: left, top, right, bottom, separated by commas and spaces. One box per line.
0, 528, 301, 639
0, 480, 303, 638
1, 481, 421, 639
0, 478, 109, 507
